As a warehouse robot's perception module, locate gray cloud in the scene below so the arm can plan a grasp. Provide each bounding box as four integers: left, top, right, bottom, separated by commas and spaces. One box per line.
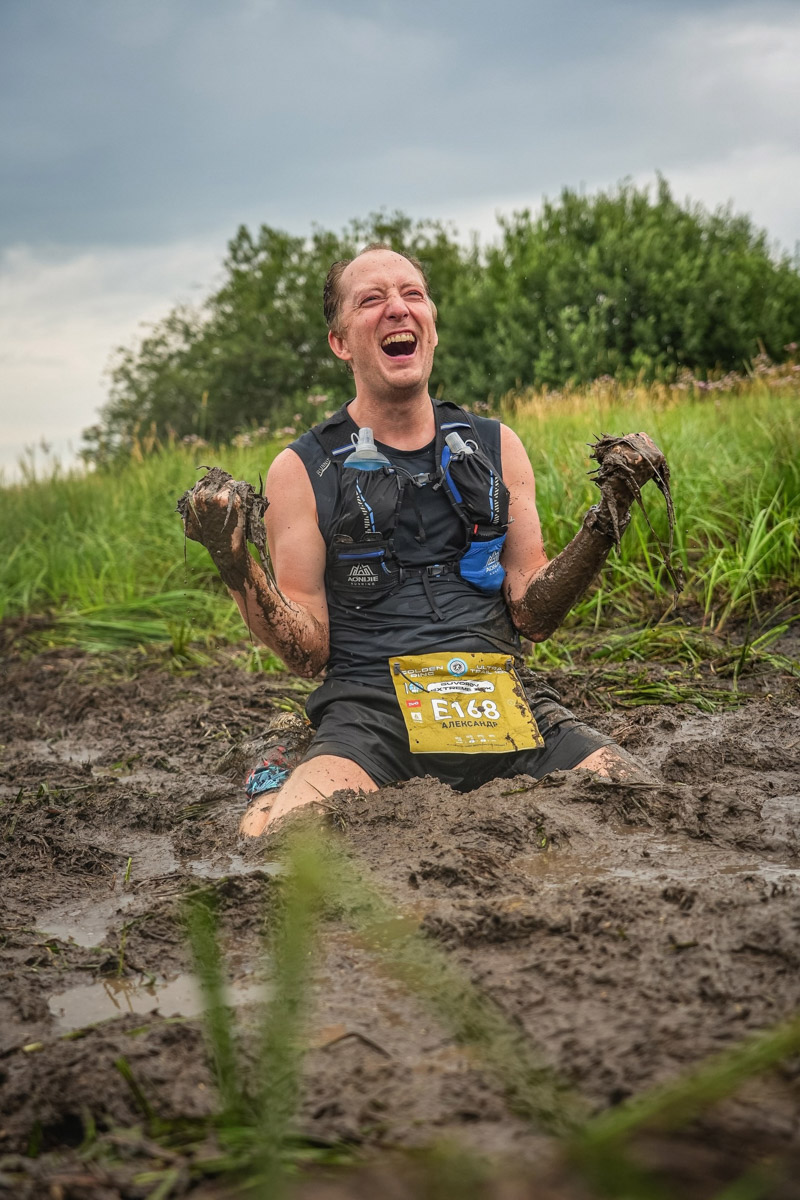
3, 0, 798, 248
2, 0, 799, 478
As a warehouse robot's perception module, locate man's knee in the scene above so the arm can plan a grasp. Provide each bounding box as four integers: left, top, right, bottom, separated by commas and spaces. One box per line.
239, 754, 378, 838
280, 754, 379, 803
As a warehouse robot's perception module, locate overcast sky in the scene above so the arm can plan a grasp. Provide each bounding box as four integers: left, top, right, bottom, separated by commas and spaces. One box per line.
1, 0, 799, 479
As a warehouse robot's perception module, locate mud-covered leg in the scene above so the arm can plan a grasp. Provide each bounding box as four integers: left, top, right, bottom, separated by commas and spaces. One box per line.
574, 745, 657, 783
239, 755, 379, 838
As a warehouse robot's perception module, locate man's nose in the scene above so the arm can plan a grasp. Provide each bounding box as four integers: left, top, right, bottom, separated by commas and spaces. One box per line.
385, 289, 409, 317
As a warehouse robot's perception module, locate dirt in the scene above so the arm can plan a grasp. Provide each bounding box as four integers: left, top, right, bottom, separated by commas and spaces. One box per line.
1, 637, 799, 1197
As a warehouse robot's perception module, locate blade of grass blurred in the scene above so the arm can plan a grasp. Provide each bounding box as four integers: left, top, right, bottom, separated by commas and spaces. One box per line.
255, 833, 326, 1195
298, 828, 586, 1137
571, 1010, 800, 1194
175, 828, 800, 1198
184, 893, 245, 1124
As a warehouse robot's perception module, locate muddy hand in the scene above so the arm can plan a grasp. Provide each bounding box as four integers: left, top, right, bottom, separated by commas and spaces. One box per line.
176, 467, 274, 593
176, 467, 247, 558
586, 432, 670, 552
590, 432, 668, 500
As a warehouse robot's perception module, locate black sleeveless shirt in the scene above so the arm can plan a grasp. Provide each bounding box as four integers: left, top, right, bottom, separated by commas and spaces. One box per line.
289, 404, 522, 688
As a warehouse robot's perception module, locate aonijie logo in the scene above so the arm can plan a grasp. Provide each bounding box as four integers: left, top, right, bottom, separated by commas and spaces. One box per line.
348, 563, 378, 583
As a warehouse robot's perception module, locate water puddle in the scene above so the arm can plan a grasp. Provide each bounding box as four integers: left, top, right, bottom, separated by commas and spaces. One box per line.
48, 973, 266, 1033
187, 854, 284, 879
755, 862, 800, 885
513, 828, 800, 892
38, 894, 136, 947
36, 847, 284, 946
72, 831, 179, 881
514, 850, 608, 885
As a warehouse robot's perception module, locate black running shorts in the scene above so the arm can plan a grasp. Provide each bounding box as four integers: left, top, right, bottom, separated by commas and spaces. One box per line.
301, 669, 614, 791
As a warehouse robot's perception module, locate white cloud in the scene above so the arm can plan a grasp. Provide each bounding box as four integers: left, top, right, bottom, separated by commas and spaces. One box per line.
0, 237, 223, 480
648, 147, 800, 257
429, 145, 800, 257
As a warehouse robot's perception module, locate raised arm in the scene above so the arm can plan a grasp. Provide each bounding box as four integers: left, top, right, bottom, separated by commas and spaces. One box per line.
500, 424, 664, 642
179, 449, 329, 677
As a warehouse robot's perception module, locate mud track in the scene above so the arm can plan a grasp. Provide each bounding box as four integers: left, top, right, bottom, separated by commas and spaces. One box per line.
1, 639, 799, 1197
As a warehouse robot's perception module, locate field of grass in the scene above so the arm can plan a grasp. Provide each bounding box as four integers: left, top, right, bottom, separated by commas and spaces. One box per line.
1, 375, 798, 662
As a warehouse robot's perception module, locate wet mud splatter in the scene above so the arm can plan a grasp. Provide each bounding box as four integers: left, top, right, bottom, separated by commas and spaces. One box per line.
176, 466, 271, 593
1, 638, 799, 1196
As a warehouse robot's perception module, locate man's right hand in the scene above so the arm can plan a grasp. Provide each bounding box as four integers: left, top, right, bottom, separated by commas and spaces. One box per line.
176, 451, 331, 677
177, 467, 274, 596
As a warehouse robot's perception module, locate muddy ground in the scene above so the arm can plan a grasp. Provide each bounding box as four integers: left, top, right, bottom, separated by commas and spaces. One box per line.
1, 633, 799, 1198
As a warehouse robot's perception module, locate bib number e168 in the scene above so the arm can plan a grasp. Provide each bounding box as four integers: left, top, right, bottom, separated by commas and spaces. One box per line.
390, 652, 543, 754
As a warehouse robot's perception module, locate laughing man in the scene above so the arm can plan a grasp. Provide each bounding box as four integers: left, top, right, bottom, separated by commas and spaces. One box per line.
182, 246, 665, 836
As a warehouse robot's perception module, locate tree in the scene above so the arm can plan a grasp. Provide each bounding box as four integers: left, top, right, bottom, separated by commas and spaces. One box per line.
435, 179, 800, 402
88, 182, 800, 460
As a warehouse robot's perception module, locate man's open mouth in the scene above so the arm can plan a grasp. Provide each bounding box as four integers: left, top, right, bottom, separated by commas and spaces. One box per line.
381, 332, 417, 358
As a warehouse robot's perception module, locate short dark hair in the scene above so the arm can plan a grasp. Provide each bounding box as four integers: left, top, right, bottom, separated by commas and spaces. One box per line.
323, 243, 436, 335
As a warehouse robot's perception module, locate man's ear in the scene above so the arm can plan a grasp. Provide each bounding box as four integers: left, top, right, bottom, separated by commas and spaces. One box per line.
328, 329, 352, 363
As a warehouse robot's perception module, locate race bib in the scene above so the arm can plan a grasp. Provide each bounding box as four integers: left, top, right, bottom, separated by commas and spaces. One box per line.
390, 652, 543, 754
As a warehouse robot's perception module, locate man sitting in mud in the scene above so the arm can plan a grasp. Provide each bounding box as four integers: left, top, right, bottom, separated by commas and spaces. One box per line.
180, 246, 667, 837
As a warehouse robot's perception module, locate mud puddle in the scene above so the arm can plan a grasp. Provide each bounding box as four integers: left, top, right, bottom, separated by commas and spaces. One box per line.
48, 973, 266, 1033
1, 640, 799, 1196
186, 851, 284, 878
37, 892, 138, 947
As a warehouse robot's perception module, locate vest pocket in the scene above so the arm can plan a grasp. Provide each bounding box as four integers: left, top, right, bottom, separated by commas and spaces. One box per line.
328, 535, 403, 605
458, 531, 507, 593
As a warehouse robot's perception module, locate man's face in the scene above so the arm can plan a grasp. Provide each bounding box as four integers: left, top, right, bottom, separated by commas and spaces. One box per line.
328, 249, 438, 397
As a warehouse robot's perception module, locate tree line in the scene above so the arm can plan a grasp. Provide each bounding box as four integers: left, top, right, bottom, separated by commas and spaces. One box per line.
84, 178, 800, 461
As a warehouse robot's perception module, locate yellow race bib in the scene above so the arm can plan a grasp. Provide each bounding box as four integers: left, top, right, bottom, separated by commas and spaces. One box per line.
390, 652, 543, 754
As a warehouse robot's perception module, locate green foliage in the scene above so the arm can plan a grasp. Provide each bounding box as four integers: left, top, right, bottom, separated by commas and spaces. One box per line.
2, 385, 798, 658
87, 181, 800, 458
439, 178, 800, 401
91, 212, 469, 461
508, 382, 800, 637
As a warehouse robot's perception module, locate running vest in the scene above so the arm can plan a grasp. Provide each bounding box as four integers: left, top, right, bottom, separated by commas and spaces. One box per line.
289, 401, 521, 683
302, 400, 510, 610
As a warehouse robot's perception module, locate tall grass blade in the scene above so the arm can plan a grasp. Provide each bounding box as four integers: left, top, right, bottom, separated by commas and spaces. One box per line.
291, 828, 585, 1138
256, 833, 326, 1196
576, 1011, 800, 1148
184, 892, 245, 1123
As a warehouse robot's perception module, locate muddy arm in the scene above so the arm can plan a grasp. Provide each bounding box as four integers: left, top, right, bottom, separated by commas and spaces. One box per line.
507, 507, 622, 642
504, 432, 670, 643
177, 459, 329, 678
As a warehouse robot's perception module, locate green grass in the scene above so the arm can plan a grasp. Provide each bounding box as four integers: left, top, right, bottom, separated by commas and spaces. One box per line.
509, 384, 800, 633
0, 439, 284, 653
1, 385, 798, 655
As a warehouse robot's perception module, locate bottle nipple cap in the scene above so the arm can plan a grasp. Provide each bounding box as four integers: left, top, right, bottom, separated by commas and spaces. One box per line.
343, 427, 392, 469
445, 431, 474, 457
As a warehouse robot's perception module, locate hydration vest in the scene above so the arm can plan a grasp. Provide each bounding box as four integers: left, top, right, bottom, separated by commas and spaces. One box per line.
310, 401, 511, 610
